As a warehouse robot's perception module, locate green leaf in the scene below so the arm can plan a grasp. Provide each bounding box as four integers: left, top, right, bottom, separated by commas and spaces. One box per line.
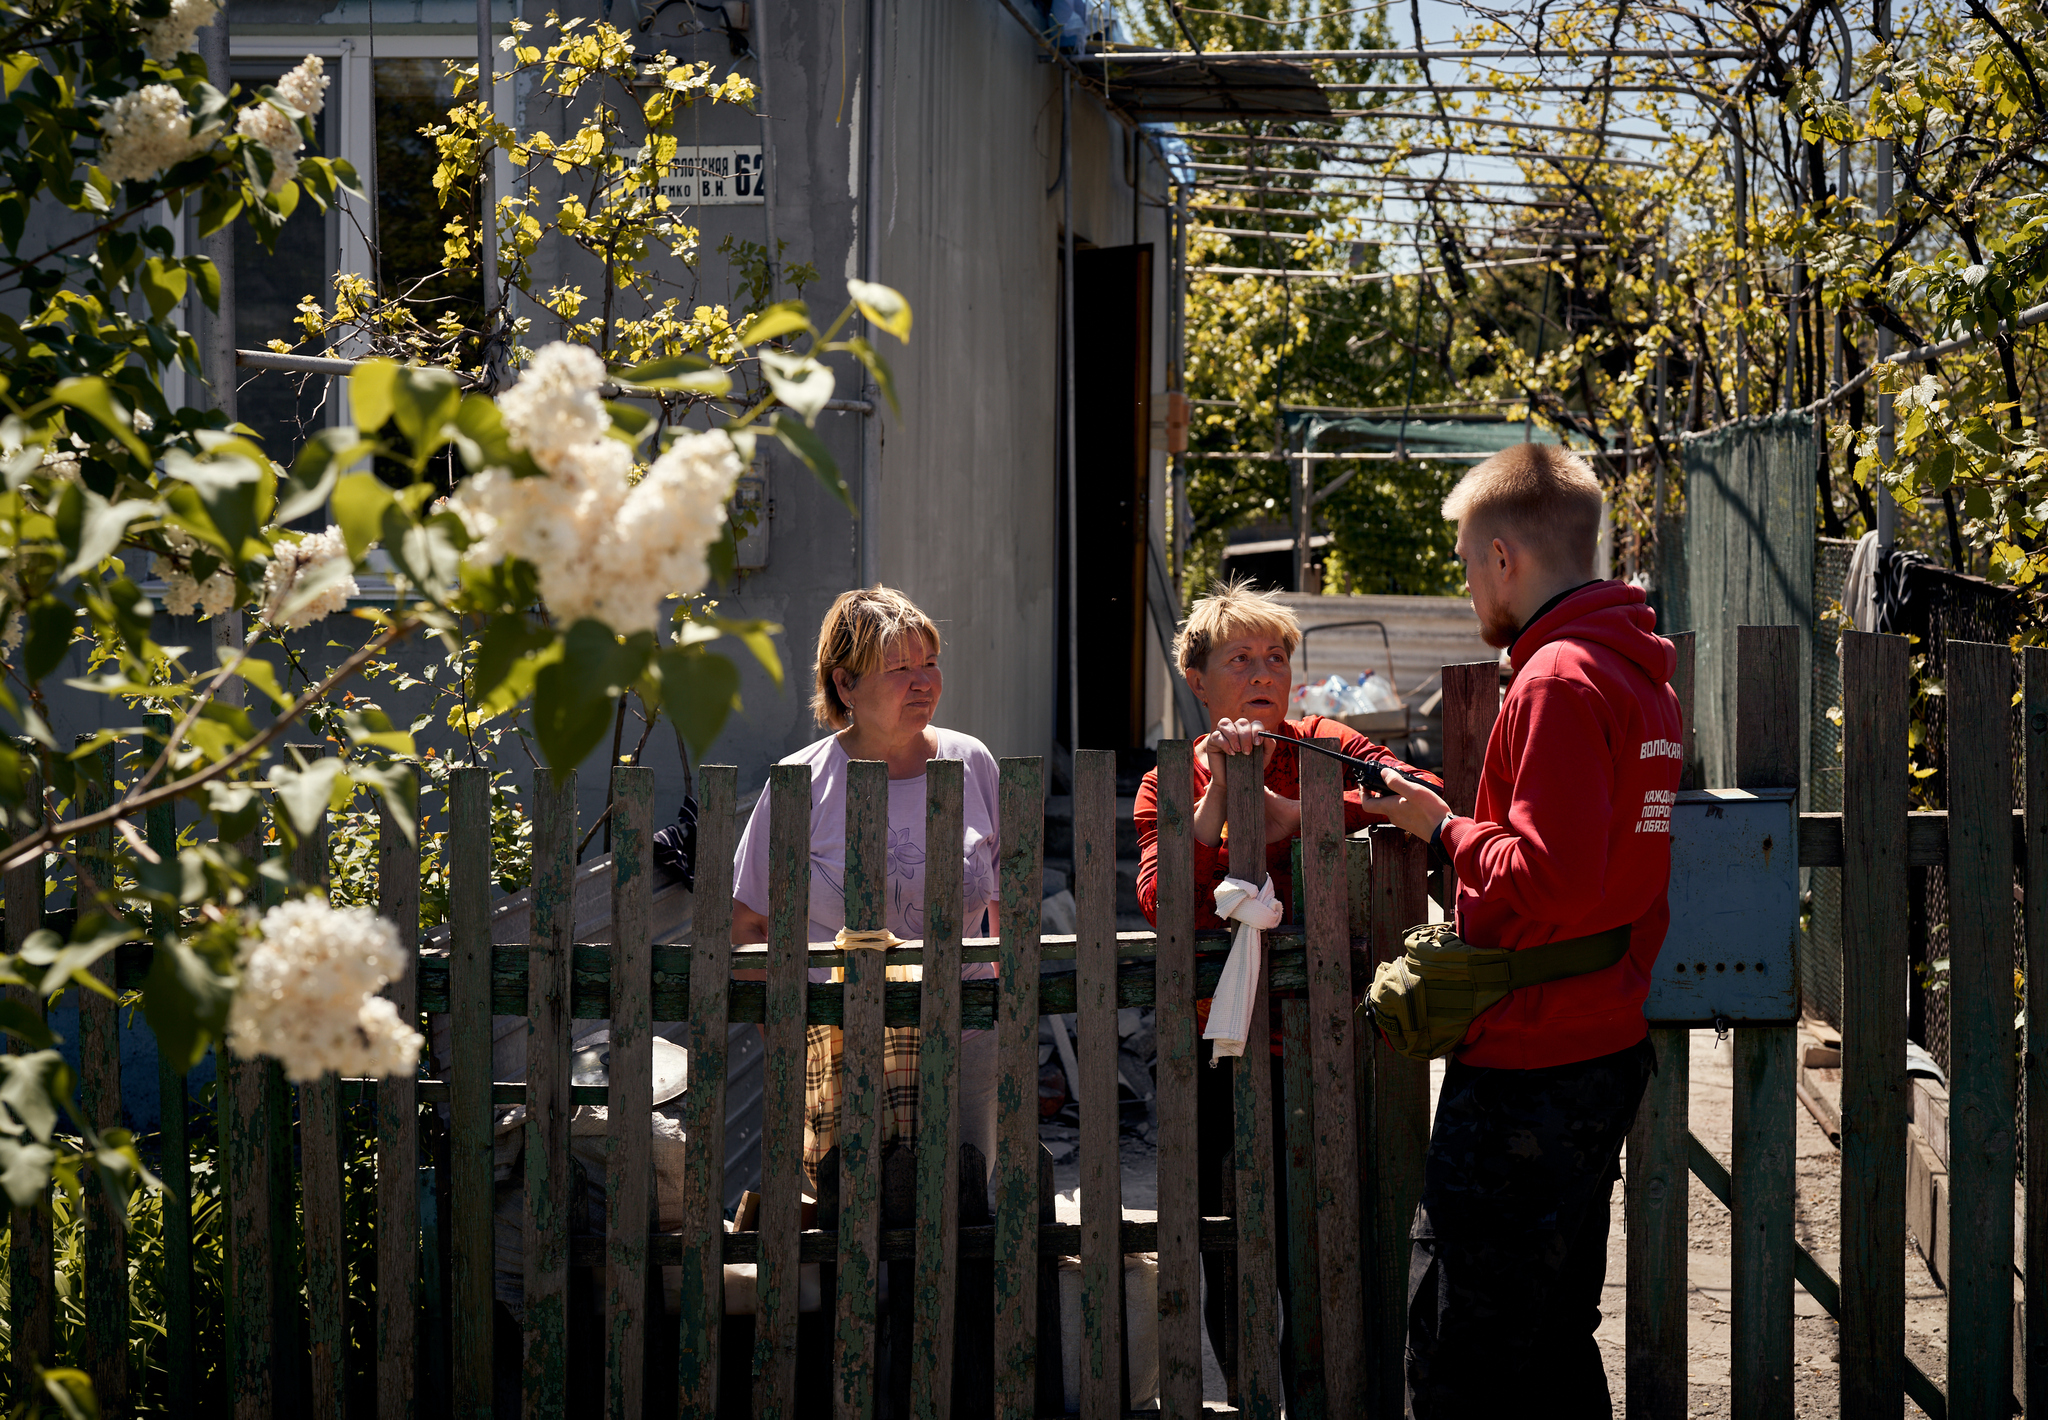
203, 780, 263, 842
769, 413, 855, 513
473, 613, 556, 712
530, 621, 653, 769
0, 1138, 57, 1209
278, 428, 372, 524
846, 279, 912, 340
272, 552, 358, 626
272, 757, 349, 839
1, 54, 37, 97
351, 760, 417, 842
739, 302, 811, 345
0, 1000, 53, 1051
758, 350, 835, 423
60, 494, 159, 581
339, 705, 416, 757
1926, 445, 1956, 491
47, 378, 150, 462
331, 472, 395, 561
0, 1050, 70, 1145
617, 352, 712, 381
842, 336, 900, 417
692, 612, 784, 686
1964, 483, 1993, 520
165, 446, 271, 560
32, 1366, 101, 1420
451, 395, 515, 471
22, 598, 77, 682
33, 915, 132, 1000
223, 649, 291, 709
657, 645, 741, 758
349, 359, 399, 435
389, 365, 463, 465
138, 258, 189, 321
142, 938, 234, 1073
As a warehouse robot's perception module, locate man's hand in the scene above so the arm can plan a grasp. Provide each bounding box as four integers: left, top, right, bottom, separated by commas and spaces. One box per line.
1377, 772, 1454, 844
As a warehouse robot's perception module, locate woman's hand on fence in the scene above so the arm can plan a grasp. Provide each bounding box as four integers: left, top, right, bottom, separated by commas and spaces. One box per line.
1191, 718, 1271, 846
1377, 773, 1454, 845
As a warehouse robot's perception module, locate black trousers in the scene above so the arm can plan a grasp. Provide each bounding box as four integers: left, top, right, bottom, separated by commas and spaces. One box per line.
1405, 1037, 1655, 1420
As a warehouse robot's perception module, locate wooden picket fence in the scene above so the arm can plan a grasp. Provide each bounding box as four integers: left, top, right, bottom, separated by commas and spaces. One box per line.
1, 623, 2042, 1418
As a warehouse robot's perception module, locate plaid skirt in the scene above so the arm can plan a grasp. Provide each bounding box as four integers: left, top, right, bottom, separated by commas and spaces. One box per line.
802, 1022, 924, 1188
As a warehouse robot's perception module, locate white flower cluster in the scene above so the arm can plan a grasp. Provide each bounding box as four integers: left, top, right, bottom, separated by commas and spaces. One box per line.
452, 343, 741, 634
236, 56, 326, 194
260, 524, 357, 629
152, 527, 238, 619
97, 84, 209, 186
227, 898, 424, 1084
138, 0, 219, 61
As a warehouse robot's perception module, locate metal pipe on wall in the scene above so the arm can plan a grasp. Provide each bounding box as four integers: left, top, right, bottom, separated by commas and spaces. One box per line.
197, 13, 235, 423
857, 0, 883, 588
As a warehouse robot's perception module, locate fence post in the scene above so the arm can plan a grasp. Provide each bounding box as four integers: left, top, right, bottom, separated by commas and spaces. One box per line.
1838, 631, 1910, 1418
1074, 749, 1127, 1419
1731, 625, 1799, 1420
1299, 741, 1362, 1419
1627, 628, 1693, 1419
376, 769, 422, 1420
678, 764, 735, 1417
911, 759, 965, 1419
2026, 646, 2048, 1413
1946, 639, 2018, 1419
524, 768, 576, 1419
1365, 824, 1429, 1414
754, 763, 810, 1419
288, 777, 346, 1419
1152, 741, 1201, 1419
606, 767, 655, 1420
992, 757, 1046, 1420
447, 767, 495, 1417
834, 759, 888, 1420
5, 745, 51, 1384
1223, 748, 1284, 1420
74, 740, 127, 1416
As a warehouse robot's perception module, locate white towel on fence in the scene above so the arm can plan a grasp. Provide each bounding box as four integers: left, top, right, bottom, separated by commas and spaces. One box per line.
1204, 875, 1283, 1061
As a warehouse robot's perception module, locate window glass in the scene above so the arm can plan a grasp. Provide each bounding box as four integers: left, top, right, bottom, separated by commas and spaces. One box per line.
232, 61, 333, 470
374, 58, 484, 346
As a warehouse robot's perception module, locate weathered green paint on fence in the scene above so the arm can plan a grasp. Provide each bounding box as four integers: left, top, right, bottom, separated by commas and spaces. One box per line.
754, 762, 809, 1420
447, 766, 495, 1418
524, 768, 576, 1420
991, 756, 1043, 1420
1075, 750, 1126, 1419
1297, 743, 1361, 1420
375, 780, 422, 1420
1945, 640, 2017, 1420
1839, 632, 1909, 1419
835, 759, 886, 1420
910, 759, 964, 1420
2027, 646, 2048, 1414
292, 806, 346, 1420
678, 763, 735, 1418
73, 746, 126, 1416
143, 717, 193, 1417
1151, 740, 1201, 1419
1366, 823, 1429, 1414
1625, 631, 1692, 1420
1279, 997, 1325, 1420
605, 768, 654, 1420
1223, 748, 1283, 1420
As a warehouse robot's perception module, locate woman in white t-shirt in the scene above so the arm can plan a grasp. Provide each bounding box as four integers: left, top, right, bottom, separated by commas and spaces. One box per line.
731, 587, 1002, 1195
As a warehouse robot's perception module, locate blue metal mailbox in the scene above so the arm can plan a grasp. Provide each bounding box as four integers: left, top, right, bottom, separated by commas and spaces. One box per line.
1644, 786, 1801, 1025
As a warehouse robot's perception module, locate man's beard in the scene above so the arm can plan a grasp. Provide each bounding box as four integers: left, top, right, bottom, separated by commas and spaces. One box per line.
1476, 602, 1519, 649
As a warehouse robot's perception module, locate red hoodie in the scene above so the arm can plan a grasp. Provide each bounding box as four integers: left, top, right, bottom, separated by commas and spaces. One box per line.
1438, 581, 1683, 1070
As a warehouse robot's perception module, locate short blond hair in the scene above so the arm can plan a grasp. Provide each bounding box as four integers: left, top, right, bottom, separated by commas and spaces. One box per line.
1441, 443, 1603, 573
1173, 577, 1301, 675
811, 586, 941, 729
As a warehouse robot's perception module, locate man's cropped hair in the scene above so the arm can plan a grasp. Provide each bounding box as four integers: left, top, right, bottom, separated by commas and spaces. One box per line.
1441, 442, 1603, 574
1173, 576, 1301, 676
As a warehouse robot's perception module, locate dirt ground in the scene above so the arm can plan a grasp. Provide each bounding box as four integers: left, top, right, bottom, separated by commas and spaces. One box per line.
1589, 1028, 1950, 1417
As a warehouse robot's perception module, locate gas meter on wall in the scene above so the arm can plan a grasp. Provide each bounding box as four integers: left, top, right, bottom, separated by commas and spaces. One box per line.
732, 463, 768, 570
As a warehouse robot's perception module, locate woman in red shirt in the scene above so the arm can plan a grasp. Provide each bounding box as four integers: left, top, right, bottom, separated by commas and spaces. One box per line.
1133, 578, 1437, 1406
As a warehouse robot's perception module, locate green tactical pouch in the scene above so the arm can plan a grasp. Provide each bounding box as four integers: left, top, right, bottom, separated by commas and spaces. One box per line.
1365, 921, 1633, 1062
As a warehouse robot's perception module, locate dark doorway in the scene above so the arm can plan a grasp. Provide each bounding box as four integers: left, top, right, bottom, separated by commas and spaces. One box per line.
1070, 243, 1153, 751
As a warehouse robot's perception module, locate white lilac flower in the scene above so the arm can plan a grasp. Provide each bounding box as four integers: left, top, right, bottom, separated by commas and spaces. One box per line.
495, 342, 611, 464
152, 526, 241, 620
273, 55, 329, 116
259, 524, 357, 629
138, 0, 221, 62
97, 84, 208, 186
226, 898, 424, 1084
456, 343, 741, 635
236, 99, 303, 194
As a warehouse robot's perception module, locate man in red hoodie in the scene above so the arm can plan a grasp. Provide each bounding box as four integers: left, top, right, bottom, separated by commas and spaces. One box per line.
1375, 443, 1682, 1418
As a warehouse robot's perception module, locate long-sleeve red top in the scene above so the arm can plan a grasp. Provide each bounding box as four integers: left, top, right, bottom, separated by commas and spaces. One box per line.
1134, 714, 1437, 928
